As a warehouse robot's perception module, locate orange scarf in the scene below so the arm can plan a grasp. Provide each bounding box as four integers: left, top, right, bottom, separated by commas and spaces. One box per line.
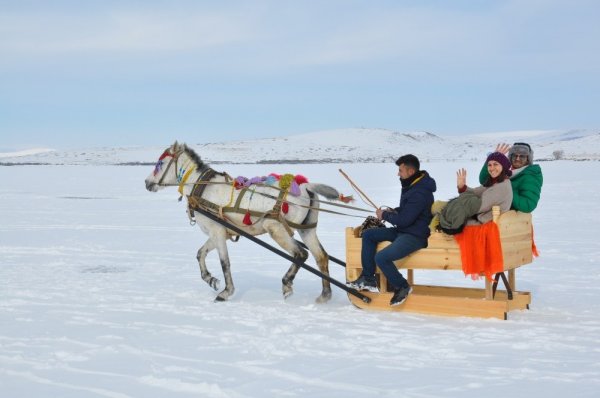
454, 222, 504, 281
532, 226, 539, 257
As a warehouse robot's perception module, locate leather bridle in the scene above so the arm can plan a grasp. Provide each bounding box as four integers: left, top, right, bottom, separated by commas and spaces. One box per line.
154, 149, 183, 187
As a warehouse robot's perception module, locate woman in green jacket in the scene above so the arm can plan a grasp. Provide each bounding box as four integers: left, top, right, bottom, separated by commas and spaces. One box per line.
478, 142, 543, 213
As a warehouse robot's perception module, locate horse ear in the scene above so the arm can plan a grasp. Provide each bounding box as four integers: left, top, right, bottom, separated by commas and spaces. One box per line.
170, 140, 179, 152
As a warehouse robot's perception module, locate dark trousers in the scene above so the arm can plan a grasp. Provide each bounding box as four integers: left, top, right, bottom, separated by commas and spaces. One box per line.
361, 227, 426, 290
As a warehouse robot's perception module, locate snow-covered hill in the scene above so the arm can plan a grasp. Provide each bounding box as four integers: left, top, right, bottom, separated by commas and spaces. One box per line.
1, 128, 598, 165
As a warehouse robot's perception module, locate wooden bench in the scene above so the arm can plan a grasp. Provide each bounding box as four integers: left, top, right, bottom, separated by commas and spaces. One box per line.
345, 208, 534, 319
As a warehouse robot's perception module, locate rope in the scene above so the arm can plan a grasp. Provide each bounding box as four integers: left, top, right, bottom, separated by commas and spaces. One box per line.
225, 180, 236, 206
162, 166, 372, 219
247, 190, 368, 218
164, 180, 373, 214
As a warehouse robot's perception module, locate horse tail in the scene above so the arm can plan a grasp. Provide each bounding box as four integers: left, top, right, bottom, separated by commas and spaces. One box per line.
304, 183, 340, 200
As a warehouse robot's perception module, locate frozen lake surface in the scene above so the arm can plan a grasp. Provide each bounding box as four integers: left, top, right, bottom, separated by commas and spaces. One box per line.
1, 161, 599, 397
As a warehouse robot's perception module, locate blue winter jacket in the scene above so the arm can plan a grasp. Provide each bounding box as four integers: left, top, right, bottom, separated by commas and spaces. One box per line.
382, 171, 437, 242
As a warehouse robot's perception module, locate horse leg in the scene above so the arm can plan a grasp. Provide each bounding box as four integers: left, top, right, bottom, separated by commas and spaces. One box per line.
298, 228, 332, 303
196, 239, 219, 291
213, 230, 235, 302
264, 221, 308, 299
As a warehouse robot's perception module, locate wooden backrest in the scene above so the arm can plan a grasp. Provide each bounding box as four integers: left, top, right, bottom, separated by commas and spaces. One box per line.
495, 210, 533, 269
346, 209, 533, 271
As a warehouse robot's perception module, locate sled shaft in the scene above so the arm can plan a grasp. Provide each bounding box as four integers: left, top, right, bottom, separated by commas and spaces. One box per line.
193, 206, 370, 303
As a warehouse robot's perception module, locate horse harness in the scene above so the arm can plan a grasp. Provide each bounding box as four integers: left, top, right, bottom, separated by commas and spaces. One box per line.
185, 168, 318, 232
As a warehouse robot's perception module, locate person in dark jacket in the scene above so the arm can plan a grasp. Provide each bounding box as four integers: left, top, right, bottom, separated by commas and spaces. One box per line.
348, 154, 437, 306
478, 142, 543, 213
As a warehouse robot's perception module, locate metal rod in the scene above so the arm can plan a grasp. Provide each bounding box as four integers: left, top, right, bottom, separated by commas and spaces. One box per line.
295, 240, 346, 268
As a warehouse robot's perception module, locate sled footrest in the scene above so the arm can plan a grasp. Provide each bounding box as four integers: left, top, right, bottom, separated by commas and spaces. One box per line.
347, 284, 531, 320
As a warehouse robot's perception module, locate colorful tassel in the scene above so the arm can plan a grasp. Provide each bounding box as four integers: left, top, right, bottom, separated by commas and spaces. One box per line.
265, 175, 277, 185
282, 202, 289, 214
278, 174, 294, 191
338, 194, 354, 203
290, 181, 301, 196
234, 176, 246, 189
249, 176, 264, 185
294, 174, 309, 185
243, 210, 252, 225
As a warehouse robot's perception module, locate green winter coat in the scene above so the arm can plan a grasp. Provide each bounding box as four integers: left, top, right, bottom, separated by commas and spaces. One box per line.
479, 163, 543, 213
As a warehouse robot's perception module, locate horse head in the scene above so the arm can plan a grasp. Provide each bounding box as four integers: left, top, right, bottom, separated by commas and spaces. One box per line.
145, 141, 185, 192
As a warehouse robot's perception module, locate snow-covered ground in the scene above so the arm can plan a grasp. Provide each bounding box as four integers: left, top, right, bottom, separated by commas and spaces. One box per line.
1, 161, 599, 397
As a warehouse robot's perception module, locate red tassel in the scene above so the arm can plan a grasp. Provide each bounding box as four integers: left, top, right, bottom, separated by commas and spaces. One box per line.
294, 174, 309, 185
243, 210, 252, 225
339, 194, 354, 204
282, 202, 289, 214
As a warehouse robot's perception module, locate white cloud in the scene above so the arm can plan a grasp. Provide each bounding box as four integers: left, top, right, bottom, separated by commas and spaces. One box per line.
0, 9, 258, 53
0, 1, 598, 77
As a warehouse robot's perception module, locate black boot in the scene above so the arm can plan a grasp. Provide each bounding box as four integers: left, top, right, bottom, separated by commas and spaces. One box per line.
390, 283, 412, 306
347, 275, 379, 293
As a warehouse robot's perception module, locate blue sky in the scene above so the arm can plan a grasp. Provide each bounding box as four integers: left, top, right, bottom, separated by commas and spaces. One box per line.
1, 0, 599, 149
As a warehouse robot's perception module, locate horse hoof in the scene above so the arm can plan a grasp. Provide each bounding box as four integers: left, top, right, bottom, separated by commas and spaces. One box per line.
282, 284, 294, 299
315, 293, 332, 304
214, 296, 226, 302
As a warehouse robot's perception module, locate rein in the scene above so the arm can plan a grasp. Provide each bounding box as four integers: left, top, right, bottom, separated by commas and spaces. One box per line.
166, 180, 372, 215
153, 150, 371, 228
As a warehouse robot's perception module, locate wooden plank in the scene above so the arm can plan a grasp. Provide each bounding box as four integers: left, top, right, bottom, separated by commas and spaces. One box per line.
346, 268, 361, 283
506, 292, 531, 311
345, 228, 362, 270
502, 252, 533, 269
345, 227, 363, 270
348, 236, 531, 271
498, 220, 532, 233
413, 284, 489, 298
509, 269, 516, 290
347, 285, 530, 319
395, 249, 462, 270
347, 291, 509, 320
485, 279, 493, 300
412, 284, 529, 302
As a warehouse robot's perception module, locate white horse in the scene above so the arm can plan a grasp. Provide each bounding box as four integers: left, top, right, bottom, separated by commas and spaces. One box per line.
145, 142, 342, 303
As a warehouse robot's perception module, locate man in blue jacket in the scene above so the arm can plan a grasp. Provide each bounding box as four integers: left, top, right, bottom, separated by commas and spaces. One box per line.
348, 154, 437, 306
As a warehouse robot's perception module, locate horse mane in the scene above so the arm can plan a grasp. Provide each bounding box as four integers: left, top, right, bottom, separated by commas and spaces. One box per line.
183, 144, 208, 170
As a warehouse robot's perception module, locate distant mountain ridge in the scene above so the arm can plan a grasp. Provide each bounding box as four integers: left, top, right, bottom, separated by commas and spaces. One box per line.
1, 128, 598, 165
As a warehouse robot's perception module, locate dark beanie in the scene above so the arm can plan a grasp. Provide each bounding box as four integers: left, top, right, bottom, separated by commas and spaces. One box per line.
486, 152, 512, 177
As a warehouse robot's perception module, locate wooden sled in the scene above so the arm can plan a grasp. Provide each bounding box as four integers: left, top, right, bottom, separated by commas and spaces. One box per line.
345, 208, 534, 320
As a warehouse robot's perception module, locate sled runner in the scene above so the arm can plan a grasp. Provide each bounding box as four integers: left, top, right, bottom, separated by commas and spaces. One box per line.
345, 207, 535, 320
